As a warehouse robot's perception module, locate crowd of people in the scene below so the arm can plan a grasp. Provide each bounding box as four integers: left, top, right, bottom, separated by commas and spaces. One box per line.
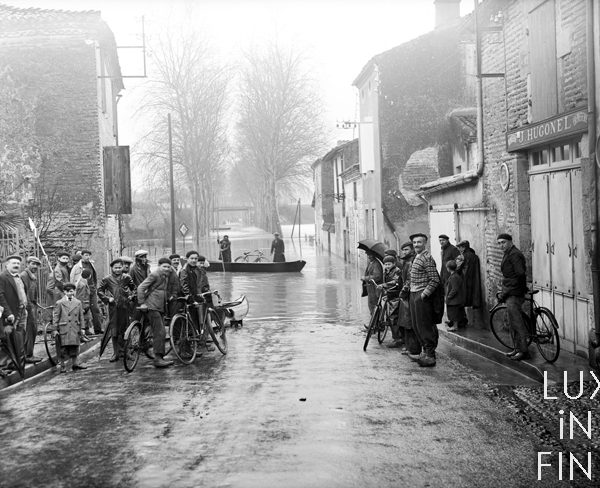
0, 248, 216, 374
362, 232, 528, 367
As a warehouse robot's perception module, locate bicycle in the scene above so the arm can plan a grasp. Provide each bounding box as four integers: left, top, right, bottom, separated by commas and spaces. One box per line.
122, 307, 173, 372
40, 305, 61, 366
170, 291, 231, 363
489, 289, 560, 363
234, 249, 268, 263
363, 281, 399, 351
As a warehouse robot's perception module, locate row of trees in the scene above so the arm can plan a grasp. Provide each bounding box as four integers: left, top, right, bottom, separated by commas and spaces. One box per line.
133, 26, 326, 241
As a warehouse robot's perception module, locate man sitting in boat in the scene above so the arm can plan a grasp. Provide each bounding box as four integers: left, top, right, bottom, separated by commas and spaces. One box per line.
270, 232, 285, 262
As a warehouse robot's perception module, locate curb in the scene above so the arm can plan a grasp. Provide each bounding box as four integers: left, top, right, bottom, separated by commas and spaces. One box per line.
0, 337, 102, 392
438, 327, 545, 382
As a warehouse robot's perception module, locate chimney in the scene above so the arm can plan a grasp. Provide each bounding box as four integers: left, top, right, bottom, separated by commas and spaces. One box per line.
434, 0, 461, 28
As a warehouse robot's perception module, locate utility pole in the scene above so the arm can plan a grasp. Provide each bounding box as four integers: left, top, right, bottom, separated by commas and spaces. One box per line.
168, 113, 176, 253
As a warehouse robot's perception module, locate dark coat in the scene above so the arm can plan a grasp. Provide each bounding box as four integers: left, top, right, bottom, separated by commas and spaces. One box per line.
53, 296, 84, 347
461, 247, 482, 308
20, 269, 38, 309
501, 245, 527, 298
137, 271, 169, 312
129, 261, 151, 288
445, 272, 466, 306
382, 266, 401, 299
52, 263, 71, 301
219, 239, 232, 262
180, 264, 209, 297
98, 273, 135, 308
440, 244, 460, 284
397, 254, 415, 330
271, 238, 285, 262
0, 270, 28, 320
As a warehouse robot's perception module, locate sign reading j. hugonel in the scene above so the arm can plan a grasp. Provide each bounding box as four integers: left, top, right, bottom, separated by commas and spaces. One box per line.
506, 108, 587, 152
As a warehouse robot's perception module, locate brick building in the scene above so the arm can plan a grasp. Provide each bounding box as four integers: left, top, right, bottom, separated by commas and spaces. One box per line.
0, 4, 124, 273
422, 0, 598, 357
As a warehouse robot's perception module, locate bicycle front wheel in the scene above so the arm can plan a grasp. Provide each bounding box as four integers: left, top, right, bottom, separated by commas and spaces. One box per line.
123, 322, 142, 372
489, 305, 515, 350
377, 311, 389, 344
170, 314, 197, 364
534, 307, 560, 363
207, 310, 228, 354
363, 307, 380, 352
43, 322, 60, 366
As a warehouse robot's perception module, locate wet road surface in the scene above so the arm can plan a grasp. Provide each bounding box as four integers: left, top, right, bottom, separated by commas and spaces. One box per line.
0, 245, 562, 487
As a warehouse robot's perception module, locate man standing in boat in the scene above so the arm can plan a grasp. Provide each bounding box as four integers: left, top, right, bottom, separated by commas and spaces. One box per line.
270, 232, 285, 262
218, 236, 232, 262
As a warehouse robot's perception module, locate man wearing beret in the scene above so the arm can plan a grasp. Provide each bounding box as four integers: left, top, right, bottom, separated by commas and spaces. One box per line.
0, 255, 28, 370
98, 258, 136, 362
406, 234, 440, 367
20, 256, 43, 363
497, 233, 529, 360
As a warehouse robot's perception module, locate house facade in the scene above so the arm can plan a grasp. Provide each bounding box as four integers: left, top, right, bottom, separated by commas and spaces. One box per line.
0, 4, 124, 273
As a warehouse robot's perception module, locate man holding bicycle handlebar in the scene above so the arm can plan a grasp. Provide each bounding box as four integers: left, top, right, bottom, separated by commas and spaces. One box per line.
496, 233, 529, 361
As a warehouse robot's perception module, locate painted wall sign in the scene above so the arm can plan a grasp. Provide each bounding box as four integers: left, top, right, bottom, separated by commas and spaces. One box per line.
506, 109, 587, 152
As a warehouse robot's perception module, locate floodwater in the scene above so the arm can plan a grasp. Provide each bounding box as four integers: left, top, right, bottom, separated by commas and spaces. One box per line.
0, 241, 564, 488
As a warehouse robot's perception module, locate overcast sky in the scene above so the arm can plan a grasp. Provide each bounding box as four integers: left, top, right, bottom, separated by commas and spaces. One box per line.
6, 0, 474, 150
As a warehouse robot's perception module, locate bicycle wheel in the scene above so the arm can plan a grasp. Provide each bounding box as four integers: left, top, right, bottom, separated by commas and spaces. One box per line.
534, 307, 560, 363
377, 308, 389, 344
170, 314, 197, 364
234, 256, 247, 263
123, 322, 142, 372
363, 306, 381, 352
490, 306, 531, 350
43, 322, 61, 366
207, 310, 228, 354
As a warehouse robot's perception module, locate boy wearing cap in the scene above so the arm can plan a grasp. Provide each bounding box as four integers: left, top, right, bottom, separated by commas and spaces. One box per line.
377, 255, 402, 347
98, 259, 136, 362
76, 269, 93, 341
137, 257, 175, 368
20, 256, 43, 363
53, 282, 87, 372
0, 255, 28, 370
71, 250, 102, 335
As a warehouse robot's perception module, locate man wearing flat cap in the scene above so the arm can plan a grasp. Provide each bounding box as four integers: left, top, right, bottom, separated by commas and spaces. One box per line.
406, 234, 440, 367
130, 250, 151, 289
71, 249, 103, 335
98, 258, 135, 361
20, 256, 43, 363
438, 234, 460, 287
0, 255, 28, 370
497, 233, 529, 360
51, 251, 71, 305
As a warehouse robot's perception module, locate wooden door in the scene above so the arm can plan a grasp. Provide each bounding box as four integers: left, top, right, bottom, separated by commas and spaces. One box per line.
530, 174, 551, 289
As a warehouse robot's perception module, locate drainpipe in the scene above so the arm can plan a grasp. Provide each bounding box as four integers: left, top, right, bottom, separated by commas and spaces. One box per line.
587, 0, 600, 368
474, 0, 485, 178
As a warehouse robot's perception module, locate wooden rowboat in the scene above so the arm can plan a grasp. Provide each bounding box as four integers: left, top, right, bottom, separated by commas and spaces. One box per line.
207, 260, 306, 272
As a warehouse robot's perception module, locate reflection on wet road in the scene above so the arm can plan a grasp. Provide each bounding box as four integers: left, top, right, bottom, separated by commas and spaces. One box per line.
0, 245, 553, 487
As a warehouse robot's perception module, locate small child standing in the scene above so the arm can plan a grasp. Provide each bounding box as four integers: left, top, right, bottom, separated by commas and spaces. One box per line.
53, 282, 87, 372
76, 269, 93, 341
445, 260, 467, 332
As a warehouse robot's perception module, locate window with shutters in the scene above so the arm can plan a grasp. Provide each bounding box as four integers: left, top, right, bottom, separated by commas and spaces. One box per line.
528, 0, 558, 121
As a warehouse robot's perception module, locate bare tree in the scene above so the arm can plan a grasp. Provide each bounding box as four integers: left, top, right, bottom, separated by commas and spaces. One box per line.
234, 42, 326, 233
135, 26, 231, 244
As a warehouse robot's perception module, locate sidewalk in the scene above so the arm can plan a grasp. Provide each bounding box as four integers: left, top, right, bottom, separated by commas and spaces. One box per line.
0, 332, 103, 390
438, 324, 591, 383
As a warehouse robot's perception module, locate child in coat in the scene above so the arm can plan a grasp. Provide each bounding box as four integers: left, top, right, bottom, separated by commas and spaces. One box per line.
75, 269, 93, 342
445, 260, 467, 332
53, 283, 87, 373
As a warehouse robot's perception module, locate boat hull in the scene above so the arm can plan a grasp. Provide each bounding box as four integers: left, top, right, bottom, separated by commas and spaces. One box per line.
207, 260, 306, 272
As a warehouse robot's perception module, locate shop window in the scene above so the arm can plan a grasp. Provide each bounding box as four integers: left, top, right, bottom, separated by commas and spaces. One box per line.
530, 139, 582, 171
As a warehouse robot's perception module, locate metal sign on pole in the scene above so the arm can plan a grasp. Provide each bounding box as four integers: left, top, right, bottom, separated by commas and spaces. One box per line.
179, 223, 189, 254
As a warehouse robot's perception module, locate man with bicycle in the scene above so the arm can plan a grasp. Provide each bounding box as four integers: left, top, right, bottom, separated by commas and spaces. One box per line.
496, 233, 529, 361
179, 251, 215, 352
137, 257, 175, 368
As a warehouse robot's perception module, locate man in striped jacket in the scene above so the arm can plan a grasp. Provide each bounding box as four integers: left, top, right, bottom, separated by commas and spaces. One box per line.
407, 233, 440, 367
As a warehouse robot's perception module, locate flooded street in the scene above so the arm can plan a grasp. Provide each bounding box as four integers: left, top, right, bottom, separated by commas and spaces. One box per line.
0, 243, 553, 487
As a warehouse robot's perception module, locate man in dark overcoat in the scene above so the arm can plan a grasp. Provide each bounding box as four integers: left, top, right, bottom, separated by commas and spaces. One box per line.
439, 235, 460, 286
456, 240, 482, 308
270, 233, 286, 262
0, 255, 28, 370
